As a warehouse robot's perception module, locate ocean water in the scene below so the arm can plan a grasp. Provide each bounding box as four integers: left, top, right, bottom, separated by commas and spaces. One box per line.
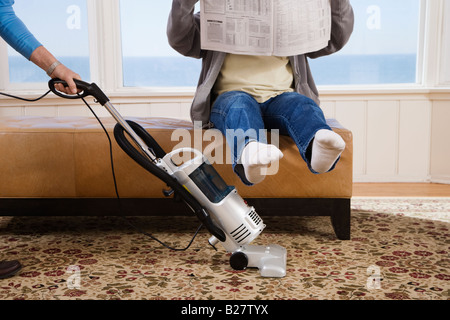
8, 56, 92, 84
308, 54, 417, 85
8, 54, 417, 87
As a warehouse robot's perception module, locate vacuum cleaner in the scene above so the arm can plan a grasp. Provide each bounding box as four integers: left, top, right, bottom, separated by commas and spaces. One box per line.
48, 78, 287, 278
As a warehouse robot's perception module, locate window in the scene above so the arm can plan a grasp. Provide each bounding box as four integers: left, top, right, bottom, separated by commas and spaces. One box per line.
0, 0, 435, 90
119, 0, 201, 87
118, 0, 421, 88
6, 0, 90, 84
309, 0, 422, 85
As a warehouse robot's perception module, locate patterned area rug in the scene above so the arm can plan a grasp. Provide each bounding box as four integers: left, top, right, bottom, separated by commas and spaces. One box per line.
0, 197, 449, 300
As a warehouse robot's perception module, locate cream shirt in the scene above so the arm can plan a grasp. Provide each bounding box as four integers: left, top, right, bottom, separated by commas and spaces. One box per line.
214, 54, 294, 103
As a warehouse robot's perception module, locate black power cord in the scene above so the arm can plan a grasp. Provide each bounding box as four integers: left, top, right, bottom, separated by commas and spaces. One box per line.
1, 89, 203, 251
0, 89, 52, 101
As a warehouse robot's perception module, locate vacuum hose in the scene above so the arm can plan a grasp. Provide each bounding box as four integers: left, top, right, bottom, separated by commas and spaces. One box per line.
113, 121, 226, 242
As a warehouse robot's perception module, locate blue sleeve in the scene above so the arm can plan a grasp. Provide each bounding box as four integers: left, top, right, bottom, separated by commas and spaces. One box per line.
0, 0, 42, 60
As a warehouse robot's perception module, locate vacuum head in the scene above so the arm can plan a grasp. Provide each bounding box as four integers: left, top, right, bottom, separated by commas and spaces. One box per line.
231, 244, 287, 278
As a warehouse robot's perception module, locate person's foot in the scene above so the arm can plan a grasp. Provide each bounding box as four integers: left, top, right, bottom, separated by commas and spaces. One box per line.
311, 129, 345, 173
0, 260, 22, 279
241, 141, 283, 184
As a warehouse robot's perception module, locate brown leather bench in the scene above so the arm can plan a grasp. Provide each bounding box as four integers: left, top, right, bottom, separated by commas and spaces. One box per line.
0, 116, 353, 239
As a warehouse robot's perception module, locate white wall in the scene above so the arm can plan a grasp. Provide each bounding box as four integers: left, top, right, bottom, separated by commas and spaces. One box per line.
430, 99, 450, 183
320, 89, 449, 183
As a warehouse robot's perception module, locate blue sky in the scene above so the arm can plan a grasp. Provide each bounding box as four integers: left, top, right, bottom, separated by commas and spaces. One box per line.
9, 0, 89, 56
10, 0, 420, 57
120, 0, 421, 57
342, 0, 421, 55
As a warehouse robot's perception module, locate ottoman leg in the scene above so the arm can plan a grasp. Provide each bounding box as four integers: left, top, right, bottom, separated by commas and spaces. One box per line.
330, 199, 351, 240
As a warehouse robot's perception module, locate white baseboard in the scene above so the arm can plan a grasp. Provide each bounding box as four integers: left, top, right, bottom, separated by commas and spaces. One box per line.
354, 174, 450, 185
430, 175, 450, 185
353, 175, 432, 183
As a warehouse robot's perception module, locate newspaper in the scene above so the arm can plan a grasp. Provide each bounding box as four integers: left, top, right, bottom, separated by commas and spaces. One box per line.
200, 0, 331, 56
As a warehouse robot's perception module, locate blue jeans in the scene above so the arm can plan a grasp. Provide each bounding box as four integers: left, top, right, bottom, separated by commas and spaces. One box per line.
210, 91, 333, 185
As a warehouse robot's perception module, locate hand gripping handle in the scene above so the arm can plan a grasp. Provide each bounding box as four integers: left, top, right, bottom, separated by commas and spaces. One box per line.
48, 78, 110, 105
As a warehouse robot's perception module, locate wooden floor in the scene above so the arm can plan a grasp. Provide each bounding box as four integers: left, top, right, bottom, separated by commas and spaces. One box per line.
353, 183, 450, 197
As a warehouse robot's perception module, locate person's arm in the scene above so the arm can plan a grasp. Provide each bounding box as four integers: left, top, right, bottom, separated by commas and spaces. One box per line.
167, 0, 202, 58
307, 0, 354, 58
0, 2, 41, 60
29, 46, 80, 94
0, 2, 80, 93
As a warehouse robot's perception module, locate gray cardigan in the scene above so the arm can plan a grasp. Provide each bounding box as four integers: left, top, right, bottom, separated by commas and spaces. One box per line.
167, 0, 354, 128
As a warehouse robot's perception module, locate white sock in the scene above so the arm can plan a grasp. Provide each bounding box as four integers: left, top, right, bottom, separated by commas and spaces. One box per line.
240, 141, 284, 184
311, 129, 345, 173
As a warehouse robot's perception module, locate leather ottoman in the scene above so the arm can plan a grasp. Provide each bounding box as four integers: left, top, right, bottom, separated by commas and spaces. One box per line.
0, 116, 353, 239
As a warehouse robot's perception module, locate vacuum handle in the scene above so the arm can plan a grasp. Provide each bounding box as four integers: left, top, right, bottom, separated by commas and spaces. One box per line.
163, 147, 204, 172
49, 78, 110, 105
